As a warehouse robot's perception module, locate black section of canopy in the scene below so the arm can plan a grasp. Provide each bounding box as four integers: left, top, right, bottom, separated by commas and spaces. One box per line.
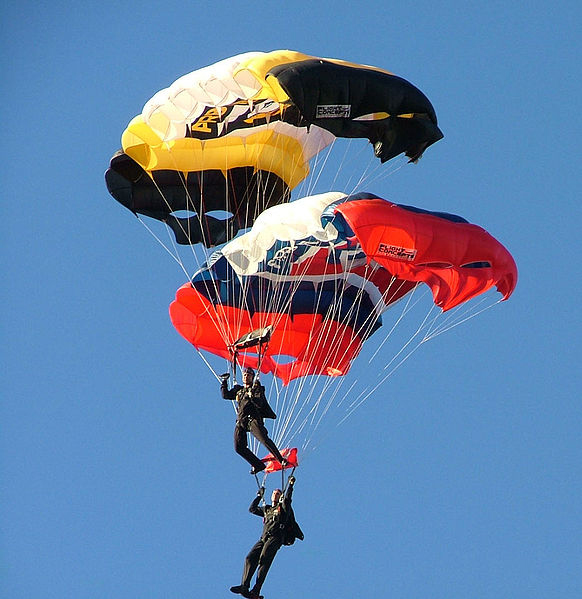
105, 151, 290, 247
271, 59, 443, 163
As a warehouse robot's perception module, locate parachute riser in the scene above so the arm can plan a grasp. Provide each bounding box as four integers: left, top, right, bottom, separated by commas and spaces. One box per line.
254, 466, 297, 506
229, 349, 240, 385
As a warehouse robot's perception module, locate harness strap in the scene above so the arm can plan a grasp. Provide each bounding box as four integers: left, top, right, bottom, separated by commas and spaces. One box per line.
282, 466, 297, 493
254, 471, 269, 506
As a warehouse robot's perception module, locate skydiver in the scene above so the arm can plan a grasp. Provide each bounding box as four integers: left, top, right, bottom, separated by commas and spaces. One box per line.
230, 476, 304, 599
220, 367, 286, 474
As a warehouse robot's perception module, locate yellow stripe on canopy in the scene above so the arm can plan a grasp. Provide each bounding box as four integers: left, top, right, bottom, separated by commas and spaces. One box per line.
122, 118, 309, 188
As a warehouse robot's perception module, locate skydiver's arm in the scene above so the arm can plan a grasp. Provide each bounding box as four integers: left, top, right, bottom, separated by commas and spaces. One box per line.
284, 483, 294, 505
249, 494, 265, 517
221, 383, 241, 400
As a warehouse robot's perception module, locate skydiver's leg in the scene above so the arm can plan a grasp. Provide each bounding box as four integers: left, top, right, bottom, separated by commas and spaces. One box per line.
234, 423, 266, 471
251, 537, 282, 595
242, 539, 264, 588
249, 419, 285, 463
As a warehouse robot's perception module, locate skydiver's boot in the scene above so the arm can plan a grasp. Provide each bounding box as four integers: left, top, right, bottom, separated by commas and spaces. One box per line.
230, 584, 251, 598
250, 462, 266, 475
249, 587, 264, 599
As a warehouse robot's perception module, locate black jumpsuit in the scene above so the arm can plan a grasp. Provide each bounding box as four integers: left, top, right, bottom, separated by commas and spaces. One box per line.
241, 485, 299, 595
221, 380, 284, 471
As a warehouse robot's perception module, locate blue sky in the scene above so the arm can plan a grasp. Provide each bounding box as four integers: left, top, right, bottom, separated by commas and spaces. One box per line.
2, 2, 581, 598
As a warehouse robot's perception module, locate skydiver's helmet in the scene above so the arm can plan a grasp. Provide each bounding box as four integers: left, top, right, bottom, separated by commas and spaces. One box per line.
243, 367, 255, 376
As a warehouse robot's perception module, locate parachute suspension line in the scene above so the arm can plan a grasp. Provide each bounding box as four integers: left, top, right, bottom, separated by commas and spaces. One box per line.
338, 325, 432, 427
268, 243, 367, 452
194, 346, 224, 382
381, 301, 442, 370
197, 164, 212, 250
161, 205, 208, 281
236, 258, 306, 368
230, 349, 240, 383
231, 151, 413, 449
302, 376, 347, 451
301, 138, 361, 199
279, 270, 424, 457
337, 139, 362, 193
258, 270, 316, 446
254, 471, 269, 508
303, 139, 339, 197
364, 296, 443, 387
135, 216, 191, 279
336, 293, 507, 428
299, 250, 373, 390
154, 141, 250, 375
275, 372, 310, 452
194, 269, 235, 352
283, 466, 297, 493
366, 284, 428, 363
266, 295, 310, 446
327, 293, 394, 419
339, 301, 449, 424
139, 167, 185, 267
152, 150, 211, 272
272, 274, 366, 455
302, 139, 338, 198
228, 271, 245, 359
356, 154, 408, 193
290, 269, 383, 453
273, 371, 321, 451
421, 295, 503, 341
273, 277, 411, 459
335, 139, 377, 197
231, 120, 301, 338
330, 274, 418, 379
303, 137, 406, 201
279, 375, 313, 441
284, 350, 361, 458
175, 169, 208, 270
254, 337, 270, 375
250, 117, 334, 340
300, 378, 360, 456
320, 270, 374, 377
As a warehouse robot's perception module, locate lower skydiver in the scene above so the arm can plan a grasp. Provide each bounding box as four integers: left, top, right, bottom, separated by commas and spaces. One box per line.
230, 475, 304, 598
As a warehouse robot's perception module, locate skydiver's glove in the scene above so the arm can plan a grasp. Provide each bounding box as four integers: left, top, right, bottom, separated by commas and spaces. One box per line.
219, 373, 230, 382
257, 486, 265, 498
288, 475, 296, 486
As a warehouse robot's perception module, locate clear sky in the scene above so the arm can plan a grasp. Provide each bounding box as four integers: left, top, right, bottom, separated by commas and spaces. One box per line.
2, 2, 581, 598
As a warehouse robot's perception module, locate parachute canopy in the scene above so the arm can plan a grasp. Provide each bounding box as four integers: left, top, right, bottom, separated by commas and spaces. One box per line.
169, 192, 516, 384
106, 50, 443, 246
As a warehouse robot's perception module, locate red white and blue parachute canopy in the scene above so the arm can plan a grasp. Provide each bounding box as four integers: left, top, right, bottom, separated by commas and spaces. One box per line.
169, 192, 517, 383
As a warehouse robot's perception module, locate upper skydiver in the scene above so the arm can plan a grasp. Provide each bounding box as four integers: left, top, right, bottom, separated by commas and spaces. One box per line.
221, 367, 286, 474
